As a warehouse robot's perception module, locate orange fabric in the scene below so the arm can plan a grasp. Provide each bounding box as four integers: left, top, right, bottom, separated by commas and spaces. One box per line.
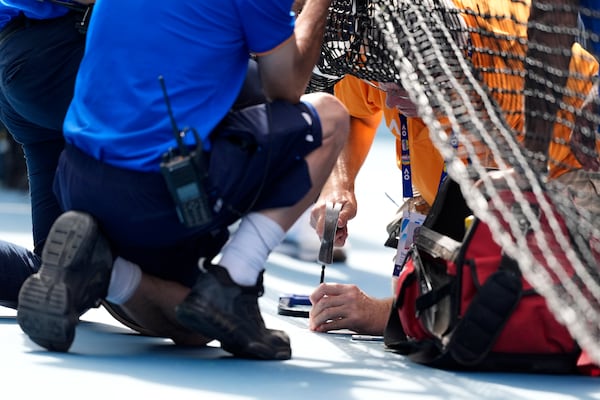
334, 0, 599, 204
457, 0, 528, 136
550, 44, 600, 178
460, 0, 599, 179
334, 75, 444, 206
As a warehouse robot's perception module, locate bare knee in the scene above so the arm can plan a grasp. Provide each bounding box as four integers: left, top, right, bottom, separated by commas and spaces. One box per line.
303, 92, 349, 150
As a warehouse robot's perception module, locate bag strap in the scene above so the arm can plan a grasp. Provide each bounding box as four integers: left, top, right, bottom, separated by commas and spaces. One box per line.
384, 226, 461, 350
414, 225, 462, 261
447, 255, 523, 365
383, 257, 425, 353
383, 296, 407, 347
384, 293, 435, 355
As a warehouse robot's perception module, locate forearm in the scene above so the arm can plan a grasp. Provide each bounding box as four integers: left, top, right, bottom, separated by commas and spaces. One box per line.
259, 0, 332, 102
359, 297, 394, 336
292, 0, 306, 15
293, 0, 333, 91
323, 116, 378, 193
524, 0, 578, 169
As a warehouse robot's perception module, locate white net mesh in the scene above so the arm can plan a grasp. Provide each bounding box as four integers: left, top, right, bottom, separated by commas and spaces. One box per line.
308, 0, 600, 365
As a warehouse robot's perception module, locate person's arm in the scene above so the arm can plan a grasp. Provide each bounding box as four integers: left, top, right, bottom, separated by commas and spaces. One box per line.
310, 113, 381, 246
309, 283, 393, 335
524, 0, 579, 172
257, 0, 332, 103
292, 0, 306, 15
569, 80, 600, 171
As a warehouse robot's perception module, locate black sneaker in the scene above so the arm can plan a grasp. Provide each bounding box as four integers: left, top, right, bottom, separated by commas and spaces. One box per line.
175, 264, 291, 360
17, 211, 113, 352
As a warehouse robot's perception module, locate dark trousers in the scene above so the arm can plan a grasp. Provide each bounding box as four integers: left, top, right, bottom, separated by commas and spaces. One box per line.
0, 12, 85, 306
0, 241, 39, 309
0, 12, 85, 254
53, 98, 321, 287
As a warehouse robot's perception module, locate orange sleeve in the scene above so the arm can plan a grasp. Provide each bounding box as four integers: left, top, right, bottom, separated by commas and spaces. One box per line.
550, 44, 600, 178
336, 75, 446, 205
334, 75, 385, 122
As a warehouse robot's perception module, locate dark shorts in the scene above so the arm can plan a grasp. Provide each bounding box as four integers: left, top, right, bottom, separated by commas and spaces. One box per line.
54, 100, 322, 286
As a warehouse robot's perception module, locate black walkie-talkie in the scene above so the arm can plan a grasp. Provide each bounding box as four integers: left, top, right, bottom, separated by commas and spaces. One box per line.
158, 76, 213, 228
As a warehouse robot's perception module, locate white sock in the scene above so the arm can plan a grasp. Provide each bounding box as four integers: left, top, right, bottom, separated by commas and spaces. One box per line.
219, 212, 285, 286
106, 256, 142, 305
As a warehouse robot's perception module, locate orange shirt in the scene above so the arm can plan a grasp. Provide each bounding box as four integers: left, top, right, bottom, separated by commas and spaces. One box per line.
460, 0, 599, 179
334, 75, 445, 206
334, 0, 598, 206
550, 45, 599, 178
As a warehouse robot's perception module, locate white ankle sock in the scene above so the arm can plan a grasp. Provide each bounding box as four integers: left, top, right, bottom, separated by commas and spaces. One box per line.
219, 212, 285, 286
106, 257, 142, 305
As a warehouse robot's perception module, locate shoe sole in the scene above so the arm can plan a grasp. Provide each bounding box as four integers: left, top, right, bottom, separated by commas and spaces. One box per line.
17, 211, 108, 352
176, 298, 291, 360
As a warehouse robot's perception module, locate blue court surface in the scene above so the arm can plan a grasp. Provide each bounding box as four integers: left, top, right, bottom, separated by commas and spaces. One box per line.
1, 132, 598, 399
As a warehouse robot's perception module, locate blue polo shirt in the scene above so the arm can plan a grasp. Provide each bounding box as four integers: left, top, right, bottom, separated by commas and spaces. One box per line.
64, 0, 295, 172
0, 1, 69, 29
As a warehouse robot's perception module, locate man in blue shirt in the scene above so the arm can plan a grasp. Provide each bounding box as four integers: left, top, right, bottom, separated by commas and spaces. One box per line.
0, 0, 172, 340
17, 0, 350, 360
0, 0, 92, 308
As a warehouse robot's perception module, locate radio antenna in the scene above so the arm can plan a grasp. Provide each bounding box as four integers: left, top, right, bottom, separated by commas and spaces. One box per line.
158, 75, 188, 156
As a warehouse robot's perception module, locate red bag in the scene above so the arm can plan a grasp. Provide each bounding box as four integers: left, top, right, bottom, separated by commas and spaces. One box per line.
384, 178, 596, 374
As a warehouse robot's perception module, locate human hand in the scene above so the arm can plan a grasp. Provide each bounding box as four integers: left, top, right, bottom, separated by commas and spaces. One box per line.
378, 82, 419, 117
308, 283, 391, 335
310, 192, 357, 247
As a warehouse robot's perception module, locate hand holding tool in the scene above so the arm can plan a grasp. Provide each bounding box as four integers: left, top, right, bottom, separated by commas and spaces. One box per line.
277, 201, 342, 318
318, 201, 342, 283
